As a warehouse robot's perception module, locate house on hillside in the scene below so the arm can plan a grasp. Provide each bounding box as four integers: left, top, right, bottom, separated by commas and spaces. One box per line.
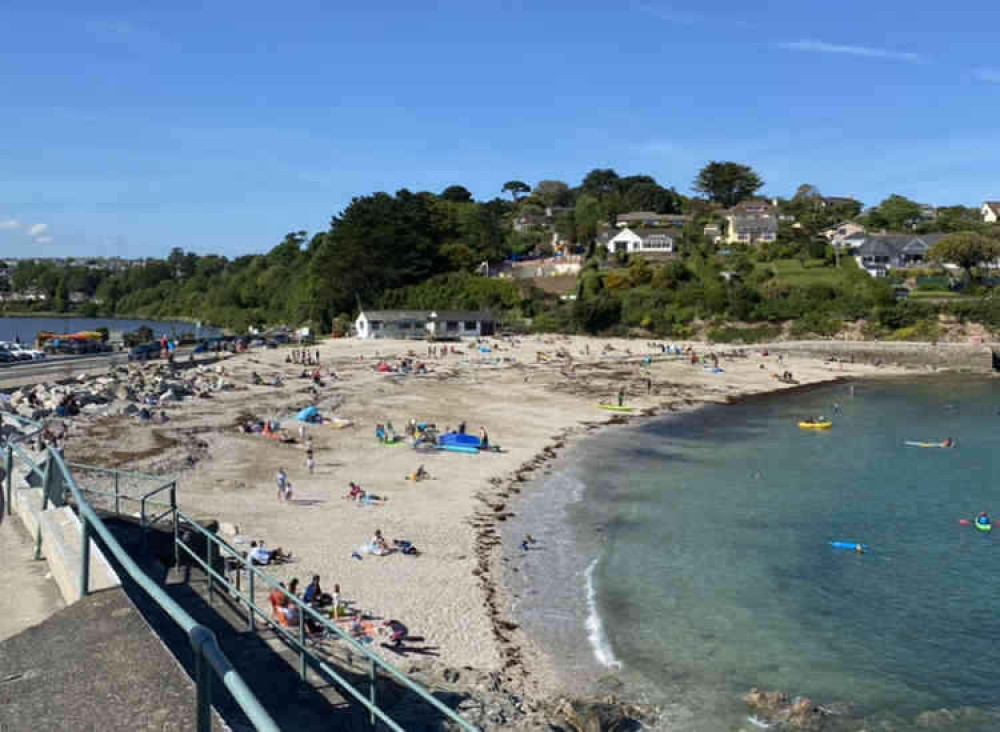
982, 202, 1000, 224
354, 309, 496, 340
724, 201, 778, 245
822, 221, 866, 248
853, 233, 946, 277
703, 223, 722, 244
607, 227, 680, 256
615, 211, 691, 228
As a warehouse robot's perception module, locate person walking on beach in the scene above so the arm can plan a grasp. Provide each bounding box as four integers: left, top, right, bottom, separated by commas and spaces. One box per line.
306, 445, 315, 474
617, 386, 626, 407
277, 467, 289, 501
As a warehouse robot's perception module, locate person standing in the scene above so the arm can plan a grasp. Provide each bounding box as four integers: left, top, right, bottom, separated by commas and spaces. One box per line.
306, 444, 315, 474
277, 468, 288, 501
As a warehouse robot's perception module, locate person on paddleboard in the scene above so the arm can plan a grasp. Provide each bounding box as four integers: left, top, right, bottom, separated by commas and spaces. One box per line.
942, 437, 953, 448
977, 511, 990, 527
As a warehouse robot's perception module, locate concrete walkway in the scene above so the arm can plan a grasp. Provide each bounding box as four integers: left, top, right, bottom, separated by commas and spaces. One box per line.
0, 511, 64, 642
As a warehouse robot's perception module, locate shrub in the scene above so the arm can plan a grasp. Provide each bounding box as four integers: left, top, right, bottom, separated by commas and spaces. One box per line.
707, 324, 782, 344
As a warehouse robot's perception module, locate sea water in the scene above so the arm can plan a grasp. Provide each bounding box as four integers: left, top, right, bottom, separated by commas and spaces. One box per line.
505, 378, 1000, 730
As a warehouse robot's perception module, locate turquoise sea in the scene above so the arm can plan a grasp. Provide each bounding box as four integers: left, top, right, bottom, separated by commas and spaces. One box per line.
505, 378, 1000, 731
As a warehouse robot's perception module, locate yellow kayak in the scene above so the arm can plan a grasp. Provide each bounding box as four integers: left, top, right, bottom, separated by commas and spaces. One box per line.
799, 421, 832, 430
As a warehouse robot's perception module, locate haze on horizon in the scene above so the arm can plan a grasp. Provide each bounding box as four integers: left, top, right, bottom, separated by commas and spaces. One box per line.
2, 0, 998, 259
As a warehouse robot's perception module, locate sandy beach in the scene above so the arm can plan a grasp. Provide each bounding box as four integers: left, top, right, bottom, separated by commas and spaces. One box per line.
63, 335, 908, 698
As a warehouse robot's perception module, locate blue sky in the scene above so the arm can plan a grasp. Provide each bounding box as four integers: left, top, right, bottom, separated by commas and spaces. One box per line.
1, 0, 999, 258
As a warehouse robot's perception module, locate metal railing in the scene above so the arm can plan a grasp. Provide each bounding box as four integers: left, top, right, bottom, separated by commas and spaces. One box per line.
1, 411, 480, 730
174, 513, 480, 732
1, 414, 279, 732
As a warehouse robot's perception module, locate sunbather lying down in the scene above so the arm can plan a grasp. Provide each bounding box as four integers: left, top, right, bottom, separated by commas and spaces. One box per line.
336, 617, 407, 645
248, 541, 293, 565
344, 482, 388, 504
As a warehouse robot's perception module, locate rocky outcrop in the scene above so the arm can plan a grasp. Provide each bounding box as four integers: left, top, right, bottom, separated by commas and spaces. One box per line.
1, 360, 239, 423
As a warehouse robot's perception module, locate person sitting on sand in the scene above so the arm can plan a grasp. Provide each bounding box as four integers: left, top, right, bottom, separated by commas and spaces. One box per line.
249, 541, 291, 566
371, 529, 390, 555
479, 426, 490, 449
345, 482, 364, 500
409, 464, 429, 482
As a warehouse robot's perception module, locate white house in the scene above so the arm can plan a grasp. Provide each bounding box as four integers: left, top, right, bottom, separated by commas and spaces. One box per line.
982, 202, 1000, 224
607, 227, 679, 255
822, 221, 866, 249
354, 309, 496, 340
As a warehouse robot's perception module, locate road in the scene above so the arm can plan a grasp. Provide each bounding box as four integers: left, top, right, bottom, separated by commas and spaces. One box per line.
0, 348, 196, 389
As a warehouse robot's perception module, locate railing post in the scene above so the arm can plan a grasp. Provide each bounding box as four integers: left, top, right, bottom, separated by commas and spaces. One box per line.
299, 609, 307, 680
207, 539, 215, 604
191, 628, 214, 732
80, 515, 91, 598
369, 657, 377, 727
4, 445, 12, 517
34, 452, 52, 560
114, 470, 120, 516
173, 510, 180, 573
247, 569, 255, 633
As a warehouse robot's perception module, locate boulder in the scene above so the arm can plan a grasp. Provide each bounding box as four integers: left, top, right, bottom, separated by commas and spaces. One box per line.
159, 389, 179, 403
555, 700, 635, 732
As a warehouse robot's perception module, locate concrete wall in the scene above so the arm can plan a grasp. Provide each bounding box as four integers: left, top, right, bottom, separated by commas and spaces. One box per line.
767, 340, 995, 374
11, 463, 121, 604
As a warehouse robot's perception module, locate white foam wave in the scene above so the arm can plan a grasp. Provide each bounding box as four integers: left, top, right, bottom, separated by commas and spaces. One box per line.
584, 557, 622, 669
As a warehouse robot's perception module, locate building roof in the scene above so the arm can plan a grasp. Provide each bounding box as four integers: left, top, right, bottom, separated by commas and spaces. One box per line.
616, 212, 691, 224
856, 233, 947, 257
729, 214, 778, 233
727, 200, 776, 215
984, 202, 1000, 215
639, 227, 680, 238
360, 309, 494, 322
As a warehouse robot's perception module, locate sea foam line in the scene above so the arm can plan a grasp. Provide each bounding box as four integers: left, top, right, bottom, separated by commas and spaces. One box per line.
585, 557, 622, 669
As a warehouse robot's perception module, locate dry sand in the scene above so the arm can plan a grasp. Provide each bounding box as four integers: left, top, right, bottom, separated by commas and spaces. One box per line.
65, 335, 907, 694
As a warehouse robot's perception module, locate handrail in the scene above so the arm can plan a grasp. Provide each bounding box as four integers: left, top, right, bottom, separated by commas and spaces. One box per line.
177, 510, 480, 731
39, 447, 280, 732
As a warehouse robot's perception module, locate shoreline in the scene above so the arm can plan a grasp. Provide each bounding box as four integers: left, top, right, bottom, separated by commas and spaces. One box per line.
34, 336, 922, 725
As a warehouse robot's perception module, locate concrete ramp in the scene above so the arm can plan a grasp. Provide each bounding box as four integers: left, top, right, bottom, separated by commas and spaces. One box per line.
12, 482, 120, 605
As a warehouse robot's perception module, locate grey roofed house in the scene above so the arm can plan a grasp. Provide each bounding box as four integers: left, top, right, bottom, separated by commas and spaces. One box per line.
615, 211, 691, 228
354, 309, 496, 339
854, 233, 947, 276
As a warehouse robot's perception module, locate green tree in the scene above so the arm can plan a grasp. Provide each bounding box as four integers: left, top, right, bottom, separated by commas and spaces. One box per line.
867, 195, 923, 231
581, 169, 620, 197
533, 180, 572, 208
929, 232, 999, 283
440, 185, 473, 203
693, 161, 764, 207
574, 194, 603, 245
501, 180, 530, 202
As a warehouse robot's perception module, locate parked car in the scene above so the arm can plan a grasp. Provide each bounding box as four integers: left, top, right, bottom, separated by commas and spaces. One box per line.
128, 343, 160, 362
0, 350, 15, 364
10, 345, 45, 360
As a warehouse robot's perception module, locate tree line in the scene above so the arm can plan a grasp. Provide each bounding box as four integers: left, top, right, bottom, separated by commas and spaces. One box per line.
2, 161, 997, 341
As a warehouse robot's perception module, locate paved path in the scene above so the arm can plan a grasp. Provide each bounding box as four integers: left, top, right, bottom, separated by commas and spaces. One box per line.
0, 510, 65, 642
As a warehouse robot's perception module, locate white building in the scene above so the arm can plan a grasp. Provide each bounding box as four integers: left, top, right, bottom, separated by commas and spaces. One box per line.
354, 309, 496, 340
982, 202, 1000, 224
607, 227, 679, 255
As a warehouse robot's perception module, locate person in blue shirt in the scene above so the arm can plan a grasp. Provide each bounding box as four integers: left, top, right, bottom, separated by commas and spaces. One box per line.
303, 575, 322, 605
977, 512, 990, 527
